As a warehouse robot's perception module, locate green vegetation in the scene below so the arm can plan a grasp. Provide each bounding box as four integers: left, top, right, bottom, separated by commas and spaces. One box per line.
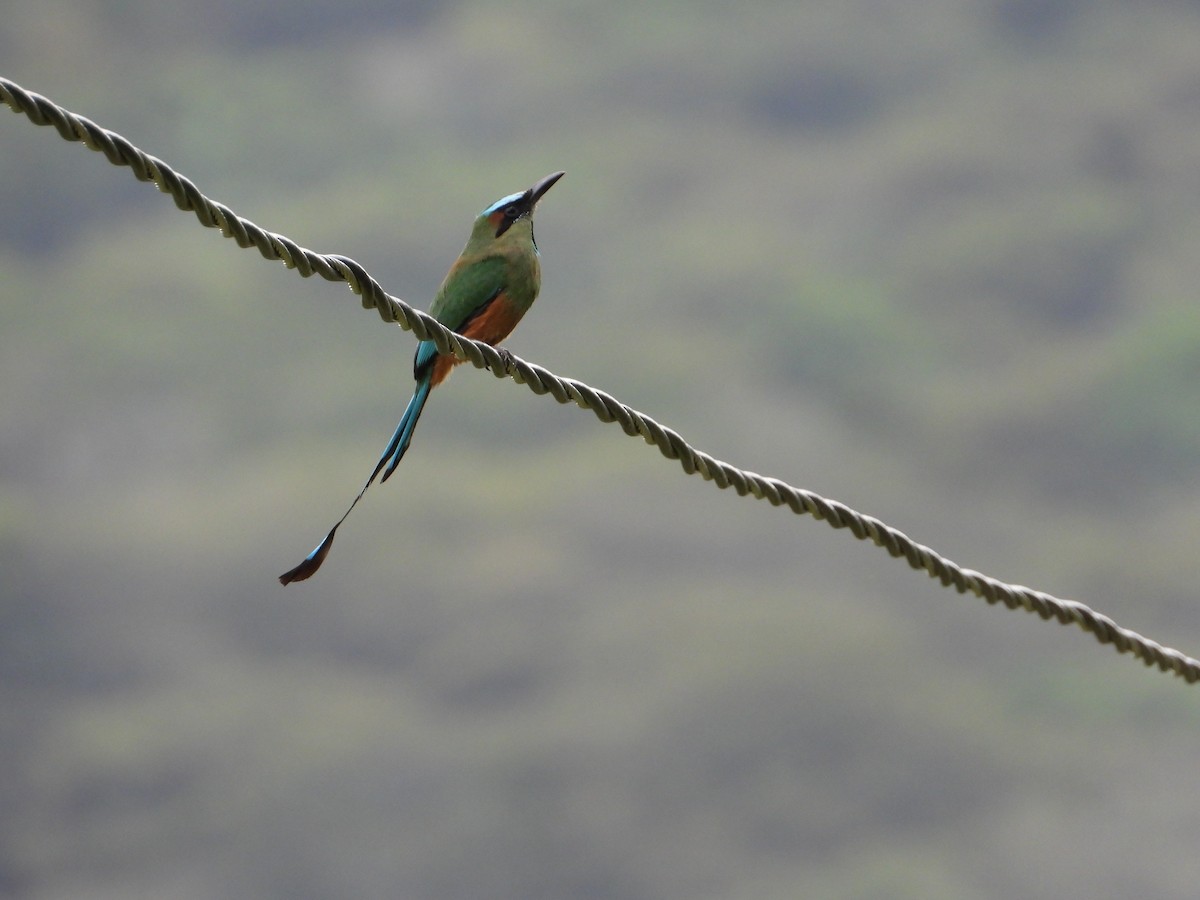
3, 1, 1200, 897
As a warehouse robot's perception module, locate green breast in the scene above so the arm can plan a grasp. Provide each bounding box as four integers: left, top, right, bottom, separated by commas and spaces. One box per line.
430, 240, 541, 330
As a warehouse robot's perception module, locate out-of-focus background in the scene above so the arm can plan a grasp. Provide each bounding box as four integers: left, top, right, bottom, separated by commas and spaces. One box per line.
2, 2, 1199, 897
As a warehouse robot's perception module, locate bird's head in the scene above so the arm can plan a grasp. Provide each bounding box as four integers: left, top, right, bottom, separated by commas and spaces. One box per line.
470, 171, 564, 250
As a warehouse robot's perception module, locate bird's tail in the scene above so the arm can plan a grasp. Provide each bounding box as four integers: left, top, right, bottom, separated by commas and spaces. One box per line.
279, 374, 434, 584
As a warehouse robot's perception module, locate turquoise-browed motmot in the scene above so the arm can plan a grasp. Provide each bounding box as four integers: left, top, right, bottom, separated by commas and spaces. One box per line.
279, 171, 565, 584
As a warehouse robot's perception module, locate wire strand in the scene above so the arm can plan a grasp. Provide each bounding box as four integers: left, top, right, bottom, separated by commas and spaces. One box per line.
3, 75, 1197, 683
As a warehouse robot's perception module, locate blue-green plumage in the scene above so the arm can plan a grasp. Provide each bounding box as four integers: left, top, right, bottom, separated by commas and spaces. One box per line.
279, 171, 563, 584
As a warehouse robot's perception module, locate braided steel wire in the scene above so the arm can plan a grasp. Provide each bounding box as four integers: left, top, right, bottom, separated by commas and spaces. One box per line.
3, 76, 1197, 683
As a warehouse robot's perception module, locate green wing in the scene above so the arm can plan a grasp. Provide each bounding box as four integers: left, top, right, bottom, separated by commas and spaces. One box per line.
429, 255, 508, 331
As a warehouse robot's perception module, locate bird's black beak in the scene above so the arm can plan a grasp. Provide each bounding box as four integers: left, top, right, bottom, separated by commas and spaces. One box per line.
528, 171, 565, 207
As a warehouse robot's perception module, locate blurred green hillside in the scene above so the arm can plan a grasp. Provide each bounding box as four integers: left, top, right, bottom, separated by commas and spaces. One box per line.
3, 1, 1200, 898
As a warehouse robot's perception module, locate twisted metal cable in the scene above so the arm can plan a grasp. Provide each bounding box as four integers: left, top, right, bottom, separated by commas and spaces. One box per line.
3, 75, 1198, 683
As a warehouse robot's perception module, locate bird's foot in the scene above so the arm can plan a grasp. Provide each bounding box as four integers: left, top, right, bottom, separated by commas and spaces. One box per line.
494, 346, 516, 374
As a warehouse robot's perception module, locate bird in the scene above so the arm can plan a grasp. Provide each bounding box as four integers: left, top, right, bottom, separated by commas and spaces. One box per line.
279, 171, 565, 584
